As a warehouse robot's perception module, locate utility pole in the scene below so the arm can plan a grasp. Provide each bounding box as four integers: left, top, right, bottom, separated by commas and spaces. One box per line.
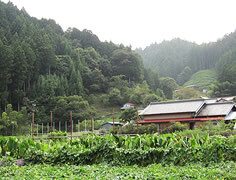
113, 108, 115, 133
32, 111, 34, 140
70, 111, 72, 140
51, 111, 53, 139
137, 109, 139, 134
91, 112, 93, 133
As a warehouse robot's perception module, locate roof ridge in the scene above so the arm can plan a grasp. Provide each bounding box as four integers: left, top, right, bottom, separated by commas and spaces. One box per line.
205, 101, 235, 105
150, 98, 205, 105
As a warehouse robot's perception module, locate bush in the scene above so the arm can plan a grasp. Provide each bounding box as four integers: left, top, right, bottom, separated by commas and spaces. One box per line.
162, 122, 187, 134
139, 124, 158, 134
118, 123, 159, 134
179, 120, 236, 137
119, 108, 137, 123
118, 123, 137, 134
48, 130, 67, 137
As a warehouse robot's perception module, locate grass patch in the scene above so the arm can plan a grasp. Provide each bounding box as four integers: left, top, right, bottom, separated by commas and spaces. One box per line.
184, 69, 217, 90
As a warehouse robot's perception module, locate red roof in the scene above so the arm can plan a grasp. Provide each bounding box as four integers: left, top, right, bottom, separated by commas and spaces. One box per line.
126, 103, 135, 106
137, 116, 224, 124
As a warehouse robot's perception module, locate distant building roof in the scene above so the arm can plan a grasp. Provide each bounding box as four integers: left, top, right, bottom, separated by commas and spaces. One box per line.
203, 98, 217, 104
101, 122, 123, 126
140, 99, 205, 116
217, 96, 236, 102
126, 103, 135, 106
121, 103, 135, 110
198, 102, 235, 117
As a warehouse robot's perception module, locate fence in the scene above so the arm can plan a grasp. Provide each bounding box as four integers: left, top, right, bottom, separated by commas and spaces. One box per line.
1, 109, 141, 137
30, 120, 93, 136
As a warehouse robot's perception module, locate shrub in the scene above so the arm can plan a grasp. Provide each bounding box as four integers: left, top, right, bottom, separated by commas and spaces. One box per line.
48, 130, 67, 137
162, 122, 187, 134
139, 124, 158, 134
117, 123, 159, 134
118, 123, 137, 134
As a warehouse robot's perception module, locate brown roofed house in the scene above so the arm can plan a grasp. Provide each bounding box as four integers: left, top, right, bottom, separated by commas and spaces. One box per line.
138, 97, 236, 131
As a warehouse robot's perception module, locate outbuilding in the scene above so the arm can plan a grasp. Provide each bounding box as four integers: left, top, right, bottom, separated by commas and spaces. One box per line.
101, 122, 123, 131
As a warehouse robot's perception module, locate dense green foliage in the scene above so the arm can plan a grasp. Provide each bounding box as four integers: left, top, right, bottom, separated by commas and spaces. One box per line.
0, 104, 28, 136
179, 120, 236, 137
174, 87, 201, 100
0, 134, 235, 166
49, 130, 68, 138
0, 1, 166, 128
210, 48, 236, 96
136, 39, 196, 79
0, 162, 235, 179
119, 108, 137, 123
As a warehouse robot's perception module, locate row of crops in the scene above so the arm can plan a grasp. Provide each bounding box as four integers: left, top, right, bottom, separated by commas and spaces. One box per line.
0, 134, 236, 166
0, 134, 236, 165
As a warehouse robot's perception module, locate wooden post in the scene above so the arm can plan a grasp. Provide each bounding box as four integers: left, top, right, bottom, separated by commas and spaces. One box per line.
91, 112, 93, 133
50, 111, 53, 139
65, 121, 67, 132
113, 108, 115, 133
137, 109, 139, 134
32, 112, 34, 140
70, 111, 72, 140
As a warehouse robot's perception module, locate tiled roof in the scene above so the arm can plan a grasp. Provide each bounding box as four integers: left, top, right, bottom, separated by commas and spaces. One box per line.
197, 102, 235, 117
224, 111, 236, 120
126, 103, 135, 106
140, 99, 205, 115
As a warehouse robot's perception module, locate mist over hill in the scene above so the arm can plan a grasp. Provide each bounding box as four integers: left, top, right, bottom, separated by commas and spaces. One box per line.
136, 32, 236, 89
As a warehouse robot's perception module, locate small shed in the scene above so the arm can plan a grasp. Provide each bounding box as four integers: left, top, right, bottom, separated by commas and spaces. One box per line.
121, 103, 135, 110
101, 122, 123, 131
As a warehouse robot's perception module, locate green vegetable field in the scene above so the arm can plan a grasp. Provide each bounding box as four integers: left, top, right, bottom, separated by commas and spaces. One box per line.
0, 134, 236, 179
1, 162, 235, 179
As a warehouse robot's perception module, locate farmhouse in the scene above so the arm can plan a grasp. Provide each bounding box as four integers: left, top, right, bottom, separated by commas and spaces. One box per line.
138, 98, 236, 130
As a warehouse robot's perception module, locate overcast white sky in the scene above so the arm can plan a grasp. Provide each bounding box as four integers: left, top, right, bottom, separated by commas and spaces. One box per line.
2, 0, 236, 49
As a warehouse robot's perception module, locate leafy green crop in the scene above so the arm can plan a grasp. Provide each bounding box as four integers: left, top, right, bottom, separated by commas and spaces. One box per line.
0, 134, 235, 166
0, 162, 235, 179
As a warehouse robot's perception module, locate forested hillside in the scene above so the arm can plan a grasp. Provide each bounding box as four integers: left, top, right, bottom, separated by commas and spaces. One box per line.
0, 1, 235, 132
136, 32, 236, 94
0, 1, 165, 128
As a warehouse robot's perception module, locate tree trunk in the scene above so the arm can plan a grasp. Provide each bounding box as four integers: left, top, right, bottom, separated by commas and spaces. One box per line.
0, 99, 1, 118
28, 79, 31, 90
48, 66, 51, 75
18, 101, 20, 112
